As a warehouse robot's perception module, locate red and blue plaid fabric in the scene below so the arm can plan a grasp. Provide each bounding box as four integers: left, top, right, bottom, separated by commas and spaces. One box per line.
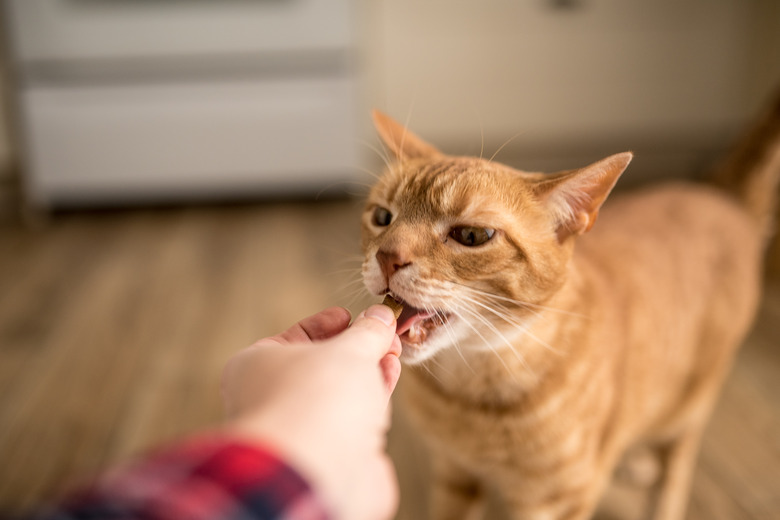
31, 436, 330, 520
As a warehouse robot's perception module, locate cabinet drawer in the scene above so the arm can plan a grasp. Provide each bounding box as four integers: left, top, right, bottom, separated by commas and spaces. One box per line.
7, 0, 353, 63
22, 77, 359, 204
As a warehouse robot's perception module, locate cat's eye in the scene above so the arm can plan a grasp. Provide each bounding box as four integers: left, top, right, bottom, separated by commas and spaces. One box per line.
372, 207, 393, 227
450, 226, 495, 247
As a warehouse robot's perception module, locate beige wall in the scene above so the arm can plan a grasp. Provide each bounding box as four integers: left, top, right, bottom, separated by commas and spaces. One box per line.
359, 0, 779, 178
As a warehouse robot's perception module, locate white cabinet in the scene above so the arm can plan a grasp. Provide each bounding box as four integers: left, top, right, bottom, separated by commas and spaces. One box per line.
23, 78, 358, 203
6, 0, 360, 206
9, 0, 352, 61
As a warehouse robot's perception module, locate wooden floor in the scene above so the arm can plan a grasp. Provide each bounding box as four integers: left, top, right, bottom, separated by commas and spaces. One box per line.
0, 200, 778, 519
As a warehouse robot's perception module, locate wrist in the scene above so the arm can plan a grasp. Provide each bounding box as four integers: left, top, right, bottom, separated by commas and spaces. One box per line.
225, 413, 341, 517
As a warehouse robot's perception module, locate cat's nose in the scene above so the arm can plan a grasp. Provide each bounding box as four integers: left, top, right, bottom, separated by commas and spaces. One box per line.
376, 249, 412, 280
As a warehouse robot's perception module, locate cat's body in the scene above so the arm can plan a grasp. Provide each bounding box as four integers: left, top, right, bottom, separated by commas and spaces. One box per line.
361, 96, 780, 520
401, 184, 760, 520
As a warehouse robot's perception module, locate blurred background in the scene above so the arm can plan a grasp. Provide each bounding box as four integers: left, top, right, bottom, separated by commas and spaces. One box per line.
0, 1, 778, 519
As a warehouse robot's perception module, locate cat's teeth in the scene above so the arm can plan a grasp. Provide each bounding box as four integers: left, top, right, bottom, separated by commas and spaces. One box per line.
407, 323, 427, 344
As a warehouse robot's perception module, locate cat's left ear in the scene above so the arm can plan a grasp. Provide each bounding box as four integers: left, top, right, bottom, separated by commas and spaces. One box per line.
372, 110, 442, 161
533, 152, 633, 241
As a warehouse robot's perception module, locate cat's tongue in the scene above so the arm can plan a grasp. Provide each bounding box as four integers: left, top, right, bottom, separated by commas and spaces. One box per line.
396, 304, 435, 336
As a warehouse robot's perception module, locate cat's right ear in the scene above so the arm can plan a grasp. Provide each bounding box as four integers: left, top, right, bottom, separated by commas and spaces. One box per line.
372, 110, 442, 161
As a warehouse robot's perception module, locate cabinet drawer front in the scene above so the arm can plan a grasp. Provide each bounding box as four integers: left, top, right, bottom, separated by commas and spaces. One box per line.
23, 78, 359, 204
8, 0, 353, 63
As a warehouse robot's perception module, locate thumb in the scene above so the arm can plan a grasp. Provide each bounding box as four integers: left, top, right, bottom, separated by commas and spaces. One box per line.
334, 305, 400, 360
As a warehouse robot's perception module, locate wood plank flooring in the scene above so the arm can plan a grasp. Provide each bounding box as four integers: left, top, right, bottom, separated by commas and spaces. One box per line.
0, 200, 778, 519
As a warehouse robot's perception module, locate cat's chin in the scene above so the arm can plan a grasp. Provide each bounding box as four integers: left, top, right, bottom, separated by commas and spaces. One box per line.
398, 338, 444, 364
398, 330, 460, 364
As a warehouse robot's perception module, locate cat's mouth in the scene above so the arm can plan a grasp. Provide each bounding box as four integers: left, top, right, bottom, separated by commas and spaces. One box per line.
387, 294, 450, 347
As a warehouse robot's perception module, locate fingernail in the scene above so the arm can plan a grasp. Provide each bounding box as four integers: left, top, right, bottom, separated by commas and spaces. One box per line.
365, 305, 395, 327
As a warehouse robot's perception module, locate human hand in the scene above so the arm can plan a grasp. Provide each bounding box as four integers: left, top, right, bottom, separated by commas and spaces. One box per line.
221, 305, 402, 520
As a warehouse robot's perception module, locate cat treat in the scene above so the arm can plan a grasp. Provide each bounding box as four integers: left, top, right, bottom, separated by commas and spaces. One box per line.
382, 295, 404, 319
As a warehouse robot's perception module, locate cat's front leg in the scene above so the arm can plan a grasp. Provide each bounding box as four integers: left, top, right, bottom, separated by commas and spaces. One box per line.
644, 427, 704, 520
498, 472, 606, 520
501, 496, 600, 520
429, 453, 485, 520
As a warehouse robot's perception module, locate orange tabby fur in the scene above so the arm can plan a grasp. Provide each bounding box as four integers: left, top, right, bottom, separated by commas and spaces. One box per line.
361, 94, 780, 520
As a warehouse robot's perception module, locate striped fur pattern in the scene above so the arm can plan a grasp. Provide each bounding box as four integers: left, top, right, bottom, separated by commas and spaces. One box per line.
361, 104, 779, 520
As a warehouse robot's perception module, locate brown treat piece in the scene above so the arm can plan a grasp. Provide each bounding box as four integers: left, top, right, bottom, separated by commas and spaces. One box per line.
382, 295, 404, 319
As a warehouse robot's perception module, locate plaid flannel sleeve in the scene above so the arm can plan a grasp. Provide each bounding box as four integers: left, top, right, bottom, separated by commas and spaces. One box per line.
32, 436, 330, 520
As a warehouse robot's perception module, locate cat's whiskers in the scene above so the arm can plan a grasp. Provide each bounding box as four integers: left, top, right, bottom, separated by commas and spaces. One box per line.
453, 281, 588, 320
443, 281, 532, 330
518, 326, 561, 357
398, 99, 417, 166
353, 165, 385, 183
457, 293, 530, 329
456, 292, 562, 356
448, 302, 521, 382
335, 278, 367, 296
456, 302, 530, 368
424, 347, 457, 379
333, 271, 374, 308
327, 266, 367, 277
338, 287, 373, 310
333, 269, 363, 283
356, 264, 554, 371
329, 260, 364, 278
315, 180, 374, 200
475, 109, 486, 161
488, 131, 525, 163
436, 306, 475, 374
359, 139, 394, 172
317, 242, 366, 265
336, 253, 365, 263
420, 358, 445, 385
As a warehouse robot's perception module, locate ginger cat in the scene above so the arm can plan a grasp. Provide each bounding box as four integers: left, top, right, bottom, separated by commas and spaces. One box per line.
360, 95, 780, 520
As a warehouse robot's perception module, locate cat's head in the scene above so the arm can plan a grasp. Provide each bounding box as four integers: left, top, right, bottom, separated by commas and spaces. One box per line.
361, 111, 631, 364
